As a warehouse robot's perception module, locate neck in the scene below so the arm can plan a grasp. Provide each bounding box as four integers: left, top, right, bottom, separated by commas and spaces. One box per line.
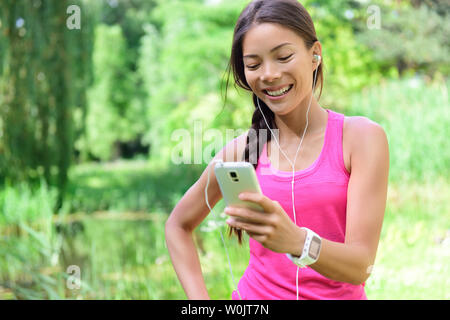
273, 95, 326, 146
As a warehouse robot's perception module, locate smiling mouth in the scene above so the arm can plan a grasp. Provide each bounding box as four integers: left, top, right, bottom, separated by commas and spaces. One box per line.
263, 84, 293, 97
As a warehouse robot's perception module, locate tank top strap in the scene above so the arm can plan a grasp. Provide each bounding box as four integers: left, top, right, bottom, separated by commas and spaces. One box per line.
323, 109, 350, 178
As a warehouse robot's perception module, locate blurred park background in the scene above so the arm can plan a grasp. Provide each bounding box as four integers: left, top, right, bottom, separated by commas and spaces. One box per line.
0, 0, 449, 299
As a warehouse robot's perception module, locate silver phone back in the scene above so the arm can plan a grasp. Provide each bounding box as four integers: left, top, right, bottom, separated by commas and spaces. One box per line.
214, 161, 264, 212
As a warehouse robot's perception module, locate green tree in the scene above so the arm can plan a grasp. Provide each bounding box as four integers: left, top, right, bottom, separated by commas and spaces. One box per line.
82, 24, 146, 160
0, 0, 94, 208
75, 0, 159, 161
139, 0, 249, 164
355, 0, 450, 77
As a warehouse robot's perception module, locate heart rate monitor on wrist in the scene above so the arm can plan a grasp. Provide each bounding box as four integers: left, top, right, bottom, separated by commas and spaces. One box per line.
286, 227, 322, 268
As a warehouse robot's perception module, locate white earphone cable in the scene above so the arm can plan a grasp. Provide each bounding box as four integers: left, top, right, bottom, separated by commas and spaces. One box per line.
204, 56, 320, 301
257, 60, 319, 300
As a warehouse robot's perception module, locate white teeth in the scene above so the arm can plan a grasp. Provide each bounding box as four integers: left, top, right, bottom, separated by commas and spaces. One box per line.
266, 85, 291, 96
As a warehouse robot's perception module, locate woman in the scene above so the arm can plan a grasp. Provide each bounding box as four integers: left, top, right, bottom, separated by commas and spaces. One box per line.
165, 0, 389, 300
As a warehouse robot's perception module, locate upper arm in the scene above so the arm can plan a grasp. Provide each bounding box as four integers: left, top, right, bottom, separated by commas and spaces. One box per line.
166, 132, 248, 232
345, 117, 390, 265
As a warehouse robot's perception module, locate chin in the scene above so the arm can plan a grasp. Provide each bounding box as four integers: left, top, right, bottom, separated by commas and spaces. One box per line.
268, 103, 295, 116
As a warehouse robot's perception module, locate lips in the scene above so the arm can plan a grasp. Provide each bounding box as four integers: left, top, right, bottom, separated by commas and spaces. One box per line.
262, 84, 293, 99
263, 84, 293, 94
263, 84, 292, 92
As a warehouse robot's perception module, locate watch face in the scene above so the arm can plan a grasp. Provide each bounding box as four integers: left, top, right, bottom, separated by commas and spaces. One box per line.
308, 236, 321, 260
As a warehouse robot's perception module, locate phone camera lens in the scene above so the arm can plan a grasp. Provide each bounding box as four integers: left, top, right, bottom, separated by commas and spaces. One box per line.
229, 171, 239, 182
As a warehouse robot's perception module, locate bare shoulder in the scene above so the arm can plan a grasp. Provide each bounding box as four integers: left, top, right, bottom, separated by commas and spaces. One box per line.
344, 115, 389, 170
345, 115, 388, 144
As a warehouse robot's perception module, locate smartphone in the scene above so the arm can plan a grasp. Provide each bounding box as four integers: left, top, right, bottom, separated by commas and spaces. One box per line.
214, 161, 264, 212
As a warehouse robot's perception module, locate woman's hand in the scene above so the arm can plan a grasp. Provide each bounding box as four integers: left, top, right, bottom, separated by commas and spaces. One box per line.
225, 192, 305, 255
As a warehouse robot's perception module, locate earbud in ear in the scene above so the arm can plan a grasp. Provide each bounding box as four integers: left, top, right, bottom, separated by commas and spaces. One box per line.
314, 54, 321, 63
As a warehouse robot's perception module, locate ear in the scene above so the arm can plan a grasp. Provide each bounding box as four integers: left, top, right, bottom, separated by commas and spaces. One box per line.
311, 41, 322, 68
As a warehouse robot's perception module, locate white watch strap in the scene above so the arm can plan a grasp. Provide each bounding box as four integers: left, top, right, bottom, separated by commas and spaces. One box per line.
286, 227, 322, 267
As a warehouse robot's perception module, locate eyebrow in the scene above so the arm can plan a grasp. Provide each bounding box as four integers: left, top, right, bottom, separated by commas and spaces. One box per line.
243, 42, 293, 59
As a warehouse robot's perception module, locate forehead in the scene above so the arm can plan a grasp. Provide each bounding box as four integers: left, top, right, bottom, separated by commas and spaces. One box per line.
242, 23, 306, 55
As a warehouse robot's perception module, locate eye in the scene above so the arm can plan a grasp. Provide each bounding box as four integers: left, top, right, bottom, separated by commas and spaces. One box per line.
279, 54, 293, 61
246, 64, 260, 70
245, 53, 293, 70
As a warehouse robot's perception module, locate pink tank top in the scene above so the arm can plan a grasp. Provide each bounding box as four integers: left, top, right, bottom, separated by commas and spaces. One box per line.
231, 109, 367, 300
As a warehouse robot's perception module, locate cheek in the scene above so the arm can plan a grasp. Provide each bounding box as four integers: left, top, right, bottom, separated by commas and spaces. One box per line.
291, 66, 310, 91
244, 71, 258, 91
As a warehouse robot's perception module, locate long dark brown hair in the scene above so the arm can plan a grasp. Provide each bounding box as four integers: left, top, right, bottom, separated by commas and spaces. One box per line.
222, 0, 324, 244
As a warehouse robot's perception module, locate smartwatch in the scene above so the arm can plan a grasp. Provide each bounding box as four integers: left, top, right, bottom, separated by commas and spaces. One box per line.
286, 227, 322, 268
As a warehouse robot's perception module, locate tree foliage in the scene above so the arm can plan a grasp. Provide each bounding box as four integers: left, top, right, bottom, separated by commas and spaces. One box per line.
356, 0, 450, 77
81, 24, 144, 160
0, 0, 94, 207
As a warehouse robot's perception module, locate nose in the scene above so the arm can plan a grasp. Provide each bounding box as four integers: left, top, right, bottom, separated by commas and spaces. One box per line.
259, 62, 281, 83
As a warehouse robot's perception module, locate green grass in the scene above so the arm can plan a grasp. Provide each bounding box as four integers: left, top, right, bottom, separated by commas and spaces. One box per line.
365, 179, 450, 299
0, 77, 449, 299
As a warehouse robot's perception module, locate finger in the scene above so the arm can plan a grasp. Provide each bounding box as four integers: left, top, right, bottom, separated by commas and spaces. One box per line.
247, 232, 268, 244
227, 218, 269, 235
238, 192, 276, 213
225, 206, 268, 225
246, 230, 265, 237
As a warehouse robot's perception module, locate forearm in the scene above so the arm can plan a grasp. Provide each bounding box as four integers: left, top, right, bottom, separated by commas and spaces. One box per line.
165, 223, 210, 299
290, 229, 372, 285
310, 239, 371, 285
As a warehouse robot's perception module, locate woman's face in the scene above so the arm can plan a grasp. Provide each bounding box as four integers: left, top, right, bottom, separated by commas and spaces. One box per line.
242, 23, 320, 115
